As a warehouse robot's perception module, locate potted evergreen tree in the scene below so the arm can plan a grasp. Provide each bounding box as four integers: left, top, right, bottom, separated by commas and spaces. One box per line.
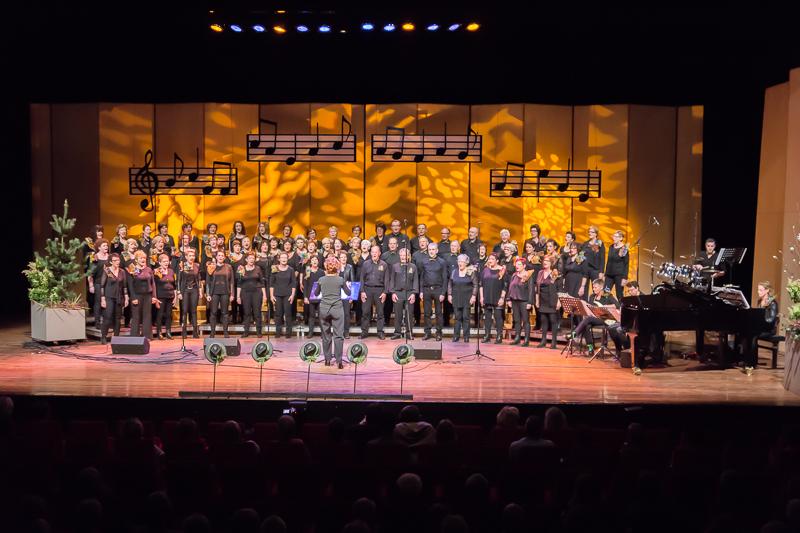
23, 200, 87, 342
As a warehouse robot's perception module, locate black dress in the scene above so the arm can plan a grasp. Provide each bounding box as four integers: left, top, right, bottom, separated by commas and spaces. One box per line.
154, 268, 177, 337
563, 256, 589, 299
604, 245, 629, 300
449, 269, 478, 341
583, 239, 606, 281
535, 270, 560, 313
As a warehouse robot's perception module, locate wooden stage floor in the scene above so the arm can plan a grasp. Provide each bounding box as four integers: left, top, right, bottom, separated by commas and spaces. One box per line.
0, 324, 797, 405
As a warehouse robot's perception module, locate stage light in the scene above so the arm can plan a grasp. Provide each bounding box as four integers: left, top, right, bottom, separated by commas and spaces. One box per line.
448, 24, 461, 31
346, 342, 368, 364
402, 23, 414, 31
252, 341, 274, 363
466, 23, 480, 31
297, 25, 308, 32
210, 24, 224, 32
299, 341, 321, 363
392, 344, 415, 365
276, 10, 285, 13
230, 25, 242, 32
319, 25, 331, 32
253, 25, 265, 32
362, 23, 374, 30
427, 24, 439, 31
274, 26, 286, 33
340, 29, 346, 33
384, 24, 395, 31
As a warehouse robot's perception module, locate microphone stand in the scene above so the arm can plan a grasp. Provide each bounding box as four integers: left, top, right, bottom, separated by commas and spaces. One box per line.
459, 221, 494, 362
630, 217, 658, 291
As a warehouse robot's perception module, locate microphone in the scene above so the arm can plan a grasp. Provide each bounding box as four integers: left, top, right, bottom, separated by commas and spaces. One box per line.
653, 217, 660, 227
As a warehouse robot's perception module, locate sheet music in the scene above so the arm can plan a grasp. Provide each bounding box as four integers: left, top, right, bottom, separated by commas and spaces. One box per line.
712, 286, 750, 309
128, 161, 237, 196
488, 169, 601, 199
246, 134, 358, 163
370, 133, 482, 163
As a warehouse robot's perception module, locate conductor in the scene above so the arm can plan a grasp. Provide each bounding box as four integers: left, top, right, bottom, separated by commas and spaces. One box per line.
313, 257, 352, 369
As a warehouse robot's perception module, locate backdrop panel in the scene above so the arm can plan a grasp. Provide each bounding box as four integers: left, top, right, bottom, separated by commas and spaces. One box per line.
30, 104, 52, 255
675, 106, 704, 268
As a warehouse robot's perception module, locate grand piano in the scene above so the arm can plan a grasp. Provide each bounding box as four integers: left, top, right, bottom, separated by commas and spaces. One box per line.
620, 284, 773, 370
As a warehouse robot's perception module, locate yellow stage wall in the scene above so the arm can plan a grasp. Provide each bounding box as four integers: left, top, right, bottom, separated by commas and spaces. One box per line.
31, 102, 703, 288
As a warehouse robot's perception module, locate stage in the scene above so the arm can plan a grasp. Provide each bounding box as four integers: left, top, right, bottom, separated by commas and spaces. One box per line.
0, 323, 796, 406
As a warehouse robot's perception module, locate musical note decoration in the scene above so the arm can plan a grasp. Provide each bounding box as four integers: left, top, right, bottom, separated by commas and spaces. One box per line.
247, 115, 356, 163
488, 168, 602, 200
371, 124, 482, 162
129, 150, 238, 209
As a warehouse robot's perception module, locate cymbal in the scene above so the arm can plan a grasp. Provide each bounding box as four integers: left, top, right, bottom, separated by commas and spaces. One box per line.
643, 248, 664, 258
701, 268, 724, 274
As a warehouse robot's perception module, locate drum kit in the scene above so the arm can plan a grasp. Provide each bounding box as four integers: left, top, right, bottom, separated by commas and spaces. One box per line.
640, 247, 723, 292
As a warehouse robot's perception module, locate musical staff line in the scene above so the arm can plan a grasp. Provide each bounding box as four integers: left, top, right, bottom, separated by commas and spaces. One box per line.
246, 134, 358, 163
488, 169, 602, 199
128, 165, 238, 196
370, 133, 482, 163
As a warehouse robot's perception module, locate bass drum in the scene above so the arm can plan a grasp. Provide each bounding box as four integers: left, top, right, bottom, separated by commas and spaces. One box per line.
657, 262, 677, 283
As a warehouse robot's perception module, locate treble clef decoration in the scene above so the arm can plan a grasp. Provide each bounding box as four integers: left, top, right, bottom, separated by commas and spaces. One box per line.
135, 150, 159, 212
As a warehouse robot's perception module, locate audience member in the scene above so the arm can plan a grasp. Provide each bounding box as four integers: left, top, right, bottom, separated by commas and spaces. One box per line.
347, 403, 384, 447
440, 515, 468, 533
176, 417, 197, 440
73, 499, 103, 533
342, 520, 371, 533
118, 417, 164, 459
394, 405, 435, 447
496, 405, 520, 428
501, 504, 526, 533
221, 419, 260, 458
141, 491, 174, 533
397, 473, 423, 500
230, 508, 261, 533
182, 514, 211, 533
434, 419, 457, 445
625, 422, 646, 448
544, 406, 567, 430
0, 395, 14, 440
509, 415, 555, 463
261, 515, 288, 533
352, 498, 377, 530
328, 417, 347, 443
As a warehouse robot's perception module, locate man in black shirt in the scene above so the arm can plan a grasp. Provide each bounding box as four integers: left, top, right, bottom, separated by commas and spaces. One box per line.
493, 228, 512, 254
460, 226, 484, 264
442, 241, 460, 327
694, 238, 725, 284
411, 236, 430, 326
410, 223, 428, 255
359, 246, 390, 339
438, 227, 452, 250
389, 248, 419, 340
418, 243, 449, 341
381, 237, 402, 328
381, 219, 410, 253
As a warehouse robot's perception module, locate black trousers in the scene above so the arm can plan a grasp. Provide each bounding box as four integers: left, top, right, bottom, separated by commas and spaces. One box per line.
453, 303, 471, 340
307, 301, 320, 334
539, 311, 559, 343
483, 306, 504, 338
361, 287, 385, 334
423, 292, 444, 335
130, 291, 153, 340
393, 293, 413, 336
383, 297, 394, 329
443, 299, 452, 327
588, 268, 603, 284
92, 283, 103, 326
180, 288, 199, 337
274, 295, 293, 336
605, 274, 625, 300
354, 295, 363, 327
414, 293, 422, 325
320, 303, 345, 364
576, 316, 605, 347
155, 297, 174, 336
209, 293, 230, 336
510, 300, 530, 339
230, 295, 241, 323
100, 297, 123, 340
241, 290, 263, 335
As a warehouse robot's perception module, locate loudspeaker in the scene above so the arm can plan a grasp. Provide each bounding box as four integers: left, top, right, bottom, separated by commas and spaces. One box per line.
204, 337, 241, 356
410, 341, 442, 360
618, 350, 632, 369
110, 336, 150, 355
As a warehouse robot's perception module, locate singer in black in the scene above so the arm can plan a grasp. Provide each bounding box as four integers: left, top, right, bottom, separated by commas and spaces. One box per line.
479, 253, 508, 344
314, 257, 352, 369
127, 250, 158, 340
177, 248, 202, 339
419, 243, 449, 342
381, 237, 402, 328
449, 254, 478, 343
535, 255, 562, 349
381, 219, 410, 252
604, 230, 629, 300
460, 227, 484, 264
87, 238, 111, 328
206, 249, 234, 338
388, 248, 418, 340
302, 255, 325, 338
153, 254, 177, 340
563, 242, 589, 300
506, 257, 535, 346
237, 251, 267, 338
336, 250, 356, 338
359, 246, 389, 340
156, 222, 175, 252
99, 253, 128, 345
270, 251, 297, 339
178, 222, 200, 252
228, 240, 245, 324
229, 221, 248, 252
583, 225, 605, 283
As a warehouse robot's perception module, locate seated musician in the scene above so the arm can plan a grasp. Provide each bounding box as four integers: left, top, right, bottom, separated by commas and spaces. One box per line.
693, 238, 725, 284
625, 281, 666, 364
571, 279, 627, 357
747, 281, 779, 367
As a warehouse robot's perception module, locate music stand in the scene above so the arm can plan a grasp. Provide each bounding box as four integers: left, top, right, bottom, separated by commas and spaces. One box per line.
559, 294, 585, 358
717, 247, 747, 287
583, 304, 617, 363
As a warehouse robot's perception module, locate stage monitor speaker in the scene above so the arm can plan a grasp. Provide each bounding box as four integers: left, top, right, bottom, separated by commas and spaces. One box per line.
410, 341, 442, 360
204, 337, 241, 356
618, 350, 632, 369
110, 336, 150, 355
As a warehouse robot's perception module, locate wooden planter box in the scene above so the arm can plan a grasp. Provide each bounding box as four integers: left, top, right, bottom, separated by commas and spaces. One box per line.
784, 337, 800, 395
30, 301, 86, 342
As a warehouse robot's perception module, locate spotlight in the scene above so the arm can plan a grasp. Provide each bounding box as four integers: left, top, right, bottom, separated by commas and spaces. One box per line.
346, 342, 368, 365
252, 341, 274, 363
204, 342, 227, 365
274, 26, 286, 33
362, 23, 374, 30
340, 30, 346, 33
448, 24, 461, 31
297, 25, 308, 32
299, 341, 321, 364
230, 24, 242, 32
466, 23, 480, 31
210, 24, 224, 32
384, 23, 395, 31
402, 23, 414, 31
392, 343, 415, 365
319, 25, 330, 32
427, 24, 439, 31
253, 25, 265, 32
578, 193, 590, 203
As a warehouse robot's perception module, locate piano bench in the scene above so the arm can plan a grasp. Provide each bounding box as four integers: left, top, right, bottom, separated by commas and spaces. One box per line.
757, 335, 785, 370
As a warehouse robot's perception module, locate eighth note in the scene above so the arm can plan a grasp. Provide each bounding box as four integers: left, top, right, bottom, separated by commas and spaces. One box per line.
377, 126, 404, 156
204, 161, 233, 195
332, 116, 352, 150
251, 119, 278, 154
165, 152, 184, 188
458, 127, 478, 160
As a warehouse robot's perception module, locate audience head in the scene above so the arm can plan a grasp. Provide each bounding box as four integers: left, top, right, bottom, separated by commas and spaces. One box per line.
222, 420, 241, 442
626, 422, 646, 448
277, 415, 296, 442
496, 405, 520, 428
22, 519, 50, 533
379, 411, 397, 436
143, 491, 173, 530
261, 515, 287, 533
328, 417, 346, 443
352, 498, 376, 527
183, 513, 212, 533
343, 520, 371, 533
786, 499, 800, 532
435, 419, 456, 444
230, 508, 260, 533
464, 473, 490, 504
397, 473, 423, 500
501, 504, 526, 533
544, 406, 567, 430
365, 403, 384, 426
74, 467, 103, 500
440, 515, 469, 533
177, 417, 197, 440
0, 395, 13, 418
524, 415, 544, 439
120, 417, 144, 440
73, 499, 102, 533
399, 405, 422, 423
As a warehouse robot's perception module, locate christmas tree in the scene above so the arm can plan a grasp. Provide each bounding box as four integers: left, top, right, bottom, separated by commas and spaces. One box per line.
23, 200, 86, 308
